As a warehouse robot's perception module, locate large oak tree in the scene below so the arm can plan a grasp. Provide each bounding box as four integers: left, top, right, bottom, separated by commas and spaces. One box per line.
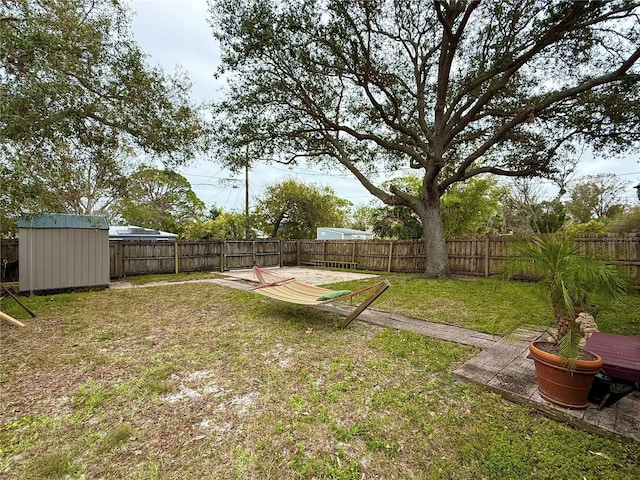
210, 0, 640, 277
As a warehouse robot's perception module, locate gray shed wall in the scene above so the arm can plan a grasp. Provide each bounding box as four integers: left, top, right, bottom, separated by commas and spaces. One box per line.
19, 227, 109, 293
319, 231, 344, 240
317, 228, 373, 240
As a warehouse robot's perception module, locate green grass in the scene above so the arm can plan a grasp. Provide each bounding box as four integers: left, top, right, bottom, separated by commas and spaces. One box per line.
326, 272, 640, 336
1, 274, 639, 479
4, 270, 637, 337
122, 270, 224, 285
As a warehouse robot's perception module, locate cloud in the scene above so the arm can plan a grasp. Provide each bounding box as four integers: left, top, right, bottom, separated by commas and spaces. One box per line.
129, 0, 222, 102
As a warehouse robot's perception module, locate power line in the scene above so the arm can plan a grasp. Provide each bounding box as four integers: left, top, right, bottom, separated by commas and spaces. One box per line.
179, 160, 640, 210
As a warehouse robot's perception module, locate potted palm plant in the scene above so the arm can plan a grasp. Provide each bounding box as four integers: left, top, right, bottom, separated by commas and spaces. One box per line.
502, 234, 629, 409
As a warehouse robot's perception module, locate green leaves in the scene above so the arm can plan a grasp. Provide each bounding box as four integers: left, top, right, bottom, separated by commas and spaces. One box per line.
183, 211, 252, 240
3, 0, 208, 157
210, 0, 640, 277
1, 0, 211, 235
366, 175, 507, 239
252, 179, 351, 239
117, 167, 205, 236
502, 233, 631, 344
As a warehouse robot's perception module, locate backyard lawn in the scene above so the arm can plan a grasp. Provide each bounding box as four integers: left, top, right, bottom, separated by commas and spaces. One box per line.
328, 272, 640, 337
1, 273, 639, 479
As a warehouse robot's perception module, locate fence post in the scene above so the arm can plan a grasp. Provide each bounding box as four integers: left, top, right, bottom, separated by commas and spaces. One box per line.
111, 241, 122, 278
484, 236, 490, 277
174, 240, 179, 274
252, 240, 256, 266
296, 240, 301, 266
388, 241, 394, 272
220, 241, 225, 272
120, 242, 126, 278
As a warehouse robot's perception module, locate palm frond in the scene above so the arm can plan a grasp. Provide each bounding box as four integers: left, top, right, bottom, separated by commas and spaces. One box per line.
501, 233, 632, 359
557, 329, 582, 370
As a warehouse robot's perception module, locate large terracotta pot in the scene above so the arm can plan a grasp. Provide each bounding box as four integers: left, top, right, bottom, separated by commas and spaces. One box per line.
529, 341, 603, 409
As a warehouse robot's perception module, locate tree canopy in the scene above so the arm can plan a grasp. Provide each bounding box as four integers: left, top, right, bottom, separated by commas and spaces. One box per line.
118, 168, 205, 236
252, 179, 351, 239
367, 175, 505, 239
2, 143, 130, 223
608, 206, 640, 232
440, 177, 505, 236
565, 173, 630, 222
183, 209, 253, 240
1, 0, 210, 234
211, 0, 640, 277
368, 176, 423, 239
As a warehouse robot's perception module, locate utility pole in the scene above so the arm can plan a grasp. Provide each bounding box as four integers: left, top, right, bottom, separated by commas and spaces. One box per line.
245, 161, 249, 218
245, 147, 250, 238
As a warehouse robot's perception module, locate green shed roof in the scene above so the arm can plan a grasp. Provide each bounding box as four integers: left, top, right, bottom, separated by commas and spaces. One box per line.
17, 214, 109, 230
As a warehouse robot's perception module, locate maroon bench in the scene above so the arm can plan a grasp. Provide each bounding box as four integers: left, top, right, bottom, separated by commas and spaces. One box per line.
585, 332, 640, 383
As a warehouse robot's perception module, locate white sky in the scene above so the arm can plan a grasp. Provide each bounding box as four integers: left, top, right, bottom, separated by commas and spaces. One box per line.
128, 0, 640, 211
128, 0, 375, 212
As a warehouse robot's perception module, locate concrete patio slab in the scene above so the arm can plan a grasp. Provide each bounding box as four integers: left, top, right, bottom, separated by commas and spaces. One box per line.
220, 266, 380, 285
453, 327, 639, 444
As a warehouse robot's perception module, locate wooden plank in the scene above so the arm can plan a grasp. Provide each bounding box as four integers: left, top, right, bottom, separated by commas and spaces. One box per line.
341, 280, 390, 328
484, 236, 490, 277
0, 311, 25, 327
174, 241, 179, 274
585, 332, 640, 382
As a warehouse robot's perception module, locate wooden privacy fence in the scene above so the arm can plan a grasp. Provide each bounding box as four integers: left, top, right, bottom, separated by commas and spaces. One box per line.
109, 239, 297, 278
296, 235, 640, 286
4, 234, 639, 287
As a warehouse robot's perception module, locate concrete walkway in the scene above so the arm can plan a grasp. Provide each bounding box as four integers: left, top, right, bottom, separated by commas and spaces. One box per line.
110, 271, 639, 443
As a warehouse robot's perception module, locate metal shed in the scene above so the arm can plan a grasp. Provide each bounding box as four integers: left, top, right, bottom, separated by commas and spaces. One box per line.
317, 227, 374, 240
18, 214, 110, 294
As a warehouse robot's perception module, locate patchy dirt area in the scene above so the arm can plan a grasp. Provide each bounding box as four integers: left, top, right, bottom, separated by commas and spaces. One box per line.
3, 278, 640, 479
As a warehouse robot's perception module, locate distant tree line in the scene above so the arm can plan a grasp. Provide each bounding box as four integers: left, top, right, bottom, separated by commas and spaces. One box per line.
354, 173, 640, 240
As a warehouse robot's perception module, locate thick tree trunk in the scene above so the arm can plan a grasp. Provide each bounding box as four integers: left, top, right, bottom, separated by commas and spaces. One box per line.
421, 201, 450, 278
